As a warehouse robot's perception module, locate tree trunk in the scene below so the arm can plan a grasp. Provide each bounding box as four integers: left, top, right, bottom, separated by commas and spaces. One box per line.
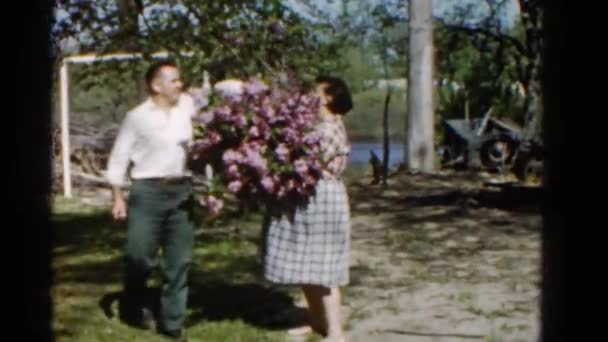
406, 0, 435, 172
523, 79, 543, 141
380, 45, 392, 185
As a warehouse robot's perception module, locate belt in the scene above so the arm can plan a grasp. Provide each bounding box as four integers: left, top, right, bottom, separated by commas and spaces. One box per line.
137, 177, 191, 185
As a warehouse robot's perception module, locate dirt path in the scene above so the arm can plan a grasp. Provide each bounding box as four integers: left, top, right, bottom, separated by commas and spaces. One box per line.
341, 171, 541, 342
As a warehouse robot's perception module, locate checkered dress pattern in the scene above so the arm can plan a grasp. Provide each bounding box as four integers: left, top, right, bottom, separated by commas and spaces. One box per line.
262, 119, 351, 287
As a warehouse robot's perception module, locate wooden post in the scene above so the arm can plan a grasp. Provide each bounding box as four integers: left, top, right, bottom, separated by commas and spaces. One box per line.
60, 61, 72, 198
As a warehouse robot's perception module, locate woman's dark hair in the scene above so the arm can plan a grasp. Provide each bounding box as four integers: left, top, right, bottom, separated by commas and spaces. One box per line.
145, 60, 178, 94
315, 75, 353, 115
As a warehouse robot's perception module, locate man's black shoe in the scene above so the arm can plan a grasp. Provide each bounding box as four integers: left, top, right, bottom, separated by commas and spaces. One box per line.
141, 308, 157, 332
161, 328, 187, 342
118, 305, 157, 332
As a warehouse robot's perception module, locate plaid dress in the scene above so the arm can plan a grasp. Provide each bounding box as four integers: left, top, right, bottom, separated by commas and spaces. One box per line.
262, 118, 351, 287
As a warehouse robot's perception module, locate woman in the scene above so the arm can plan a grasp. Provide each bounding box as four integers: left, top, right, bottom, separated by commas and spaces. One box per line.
263, 75, 353, 342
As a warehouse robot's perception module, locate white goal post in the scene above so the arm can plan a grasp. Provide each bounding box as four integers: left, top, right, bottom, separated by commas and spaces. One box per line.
58, 51, 195, 198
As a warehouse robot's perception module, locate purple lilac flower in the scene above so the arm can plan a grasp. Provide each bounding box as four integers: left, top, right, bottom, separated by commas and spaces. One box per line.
303, 133, 321, 146
259, 123, 272, 140
194, 111, 215, 124
208, 199, 224, 216
294, 159, 309, 176
244, 78, 268, 96
275, 144, 290, 162
242, 146, 268, 175
276, 186, 287, 199
246, 140, 267, 153
226, 164, 240, 178
228, 180, 243, 193
223, 149, 244, 164
261, 175, 275, 193
208, 130, 222, 144
201, 195, 224, 216
294, 104, 309, 116
261, 106, 276, 121
282, 127, 300, 144
191, 139, 212, 152
248, 126, 260, 138
233, 114, 248, 129
248, 139, 261, 149
285, 179, 296, 191
216, 106, 232, 121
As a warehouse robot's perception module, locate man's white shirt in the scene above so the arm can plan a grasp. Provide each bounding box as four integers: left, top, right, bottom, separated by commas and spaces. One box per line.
106, 94, 196, 186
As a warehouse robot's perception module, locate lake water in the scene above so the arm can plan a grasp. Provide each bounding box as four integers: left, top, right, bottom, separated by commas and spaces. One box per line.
348, 141, 405, 167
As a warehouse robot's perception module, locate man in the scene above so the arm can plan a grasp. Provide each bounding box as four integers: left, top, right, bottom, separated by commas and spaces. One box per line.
106, 61, 198, 341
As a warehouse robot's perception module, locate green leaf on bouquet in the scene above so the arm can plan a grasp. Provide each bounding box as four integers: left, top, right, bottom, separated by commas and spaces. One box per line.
193, 125, 206, 136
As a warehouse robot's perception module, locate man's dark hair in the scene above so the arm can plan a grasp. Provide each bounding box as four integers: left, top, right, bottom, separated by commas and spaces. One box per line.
145, 60, 178, 94
315, 75, 353, 115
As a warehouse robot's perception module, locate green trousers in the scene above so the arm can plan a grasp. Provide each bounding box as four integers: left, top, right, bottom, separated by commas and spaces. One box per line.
122, 179, 194, 332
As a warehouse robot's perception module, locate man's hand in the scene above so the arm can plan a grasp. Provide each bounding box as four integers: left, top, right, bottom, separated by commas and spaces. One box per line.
112, 197, 127, 220
187, 76, 211, 110
111, 186, 127, 221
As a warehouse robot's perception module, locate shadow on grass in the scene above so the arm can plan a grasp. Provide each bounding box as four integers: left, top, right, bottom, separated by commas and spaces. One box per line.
52, 211, 125, 254
187, 281, 308, 330
98, 283, 308, 331
351, 187, 541, 215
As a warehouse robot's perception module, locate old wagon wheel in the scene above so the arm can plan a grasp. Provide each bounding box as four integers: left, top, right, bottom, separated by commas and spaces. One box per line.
480, 135, 517, 171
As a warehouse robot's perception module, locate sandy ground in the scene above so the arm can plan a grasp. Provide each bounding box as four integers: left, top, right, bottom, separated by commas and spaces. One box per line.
341, 171, 541, 342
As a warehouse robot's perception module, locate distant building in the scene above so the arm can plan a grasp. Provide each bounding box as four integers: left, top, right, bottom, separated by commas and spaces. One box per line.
363, 78, 407, 89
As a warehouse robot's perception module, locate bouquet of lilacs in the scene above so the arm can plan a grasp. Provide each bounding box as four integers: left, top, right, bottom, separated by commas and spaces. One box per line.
189, 77, 324, 216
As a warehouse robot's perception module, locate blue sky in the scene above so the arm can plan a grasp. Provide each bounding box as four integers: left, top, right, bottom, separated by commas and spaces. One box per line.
285, 0, 520, 28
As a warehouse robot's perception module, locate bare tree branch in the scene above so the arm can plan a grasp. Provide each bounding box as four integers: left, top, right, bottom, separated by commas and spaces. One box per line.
436, 19, 529, 58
